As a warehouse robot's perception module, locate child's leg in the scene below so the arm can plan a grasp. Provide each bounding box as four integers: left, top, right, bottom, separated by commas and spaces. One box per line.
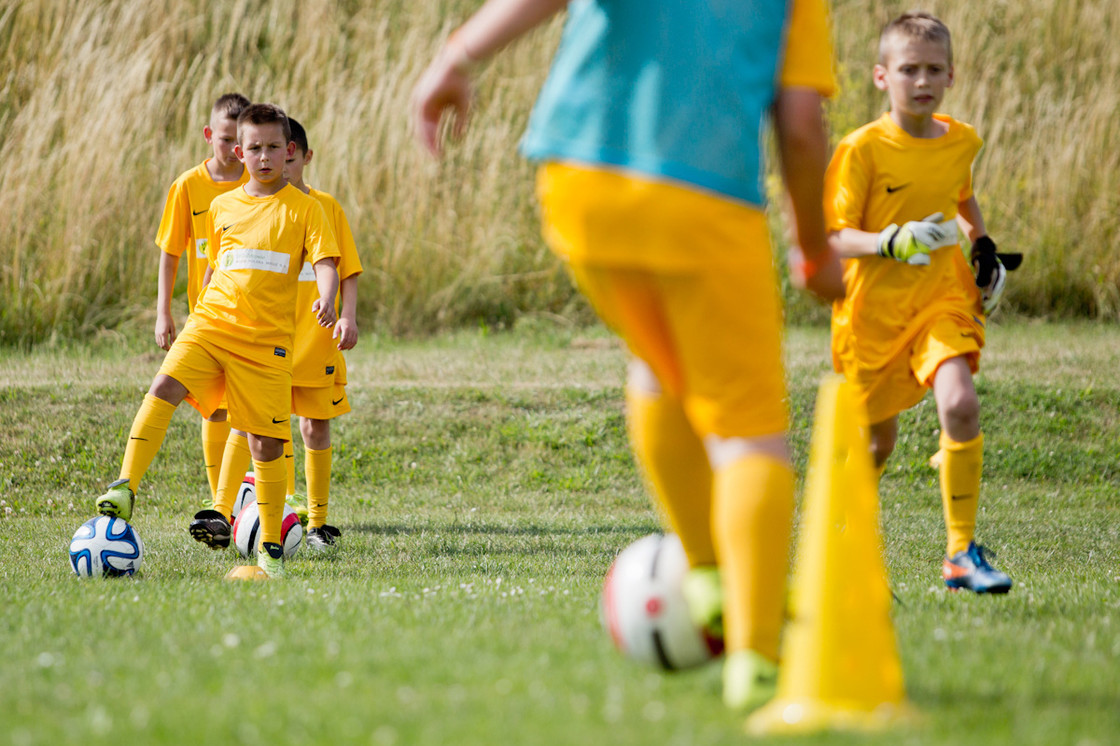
119, 375, 189, 491
284, 439, 296, 497
868, 416, 899, 472
200, 410, 230, 500
299, 417, 333, 529
212, 430, 252, 520
932, 357, 981, 555
247, 434, 287, 549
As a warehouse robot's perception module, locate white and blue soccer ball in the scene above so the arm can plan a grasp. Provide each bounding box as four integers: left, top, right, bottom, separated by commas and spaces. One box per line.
600, 533, 723, 671
69, 516, 144, 578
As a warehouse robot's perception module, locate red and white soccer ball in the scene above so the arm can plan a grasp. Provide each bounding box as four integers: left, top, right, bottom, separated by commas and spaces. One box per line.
600, 533, 723, 670
232, 500, 303, 559
231, 472, 256, 522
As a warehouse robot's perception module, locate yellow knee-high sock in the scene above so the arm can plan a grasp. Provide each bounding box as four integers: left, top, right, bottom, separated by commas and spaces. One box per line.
254, 455, 287, 548
625, 386, 715, 567
119, 395, 177, 492
940, 432, 983, 556
305, 446, 332, 529
711, 454, 794, 662
284, 439, 296, 497
201, 417, 231, 500
213, 432, 253, 520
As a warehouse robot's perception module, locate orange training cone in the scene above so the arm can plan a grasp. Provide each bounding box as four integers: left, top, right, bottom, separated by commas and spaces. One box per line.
747, 375, 917, 734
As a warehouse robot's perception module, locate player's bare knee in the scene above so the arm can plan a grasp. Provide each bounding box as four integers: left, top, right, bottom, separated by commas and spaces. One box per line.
703, 433, 789, 470
148, 374, 188, 405
247, 434, 285, 462
626, 358, 662, 395
300, 417, 331, 450
940, 390, 980, 434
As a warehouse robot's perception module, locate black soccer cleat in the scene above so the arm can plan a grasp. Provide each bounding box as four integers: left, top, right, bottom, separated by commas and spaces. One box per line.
189, 509, 232, 550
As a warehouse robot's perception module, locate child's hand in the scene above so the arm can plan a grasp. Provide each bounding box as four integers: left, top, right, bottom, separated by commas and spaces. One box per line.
789, 246, 845, 303
333, 317, 358, 351
410, 42, 474, 157
155, 314, 176, 351
312, 297, 337, 328
877, 212, 956, 265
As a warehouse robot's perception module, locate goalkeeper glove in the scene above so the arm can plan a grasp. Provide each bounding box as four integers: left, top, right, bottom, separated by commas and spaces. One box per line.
877, 212, 957, 266
970, 236, 1023, 314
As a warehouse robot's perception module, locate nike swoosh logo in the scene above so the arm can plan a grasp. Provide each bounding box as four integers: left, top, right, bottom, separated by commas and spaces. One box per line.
271, 417, 287, 424
192, 208, 208, 216
222, 225, 233, 232
886, 184, 910, 193
129, 437, 148, 441
951, 494, 972, 501
332, 397, 344, 405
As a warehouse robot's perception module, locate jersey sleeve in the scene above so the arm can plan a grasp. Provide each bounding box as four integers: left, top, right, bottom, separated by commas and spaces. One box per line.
205, 209, 221, 269
304, 201, 340, 267
330, 201, 363, 280
824, 137, 872, 232
780, 0, 837, 97
155, 179, 191, 257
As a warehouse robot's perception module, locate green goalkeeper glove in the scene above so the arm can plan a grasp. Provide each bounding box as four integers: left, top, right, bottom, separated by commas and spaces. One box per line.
877, 212, 957, 266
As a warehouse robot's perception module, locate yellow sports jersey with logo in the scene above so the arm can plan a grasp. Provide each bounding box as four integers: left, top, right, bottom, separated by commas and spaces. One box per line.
154, 160, 249, 311
194, 184, 339, 370
292, 188, 363, 387
826, 113, 983, 372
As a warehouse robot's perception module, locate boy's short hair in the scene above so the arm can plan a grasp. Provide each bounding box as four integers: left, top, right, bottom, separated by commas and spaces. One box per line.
212, 93, 251, 122
237, 103, 292, 144
879, 12, 952, 65
288, 117, 310, 154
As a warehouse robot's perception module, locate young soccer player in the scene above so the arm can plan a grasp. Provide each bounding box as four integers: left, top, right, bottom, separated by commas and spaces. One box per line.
97, 103, 341, 578
411, 0, 844, 710
154, 93, 251, 501
824, 12, 1020, 594
192, 117, 361, 552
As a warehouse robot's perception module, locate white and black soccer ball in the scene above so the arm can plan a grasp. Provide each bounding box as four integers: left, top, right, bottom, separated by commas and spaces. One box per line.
231, 472, 256, 521
600, 533, 723, 670
232, 500, 302, 559
69, 516, 144, 578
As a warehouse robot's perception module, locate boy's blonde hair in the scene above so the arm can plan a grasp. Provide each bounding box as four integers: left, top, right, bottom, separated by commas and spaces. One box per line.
212, 92, 251, 122
236, 103, 291, 144
879, 12, 952, 65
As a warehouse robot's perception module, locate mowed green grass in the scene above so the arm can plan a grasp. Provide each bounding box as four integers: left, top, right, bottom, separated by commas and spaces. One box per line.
2, 321, 1119, 746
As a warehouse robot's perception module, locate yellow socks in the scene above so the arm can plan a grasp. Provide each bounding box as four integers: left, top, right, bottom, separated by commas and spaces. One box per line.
284, 439, 296, 496
200, 417, 231, 501
625, 386, 716, 567
711, 454, 794, 662
305, 446, 332, 529
253, 455, 287, 547
119, 394, 177, 492
939, 432, 983, 556
213, 431, 253, 520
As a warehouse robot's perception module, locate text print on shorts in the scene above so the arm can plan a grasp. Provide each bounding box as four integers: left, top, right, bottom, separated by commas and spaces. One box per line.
221, 248, 291, 274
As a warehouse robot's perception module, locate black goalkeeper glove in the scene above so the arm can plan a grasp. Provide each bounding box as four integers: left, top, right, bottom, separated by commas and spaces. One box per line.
970, 236, 1022, 314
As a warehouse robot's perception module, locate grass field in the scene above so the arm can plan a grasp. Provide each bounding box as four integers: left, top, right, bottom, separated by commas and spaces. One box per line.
2, 321, 1120, 745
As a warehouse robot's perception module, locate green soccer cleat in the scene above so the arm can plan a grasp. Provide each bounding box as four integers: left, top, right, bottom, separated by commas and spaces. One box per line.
95, 479, 135, 522
682, 565, 724, 639
723, 649, 779, 711
257, 541, 286, 578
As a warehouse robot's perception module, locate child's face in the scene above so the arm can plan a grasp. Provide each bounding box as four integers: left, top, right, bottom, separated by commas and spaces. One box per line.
874, 34, 953, 121
204, 115, 240, 168
235, 122, 295, 185
283, 148, 313, 186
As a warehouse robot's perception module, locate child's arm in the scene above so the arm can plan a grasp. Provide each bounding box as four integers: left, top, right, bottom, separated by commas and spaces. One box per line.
955, 195, 988, 242
311, 260, 340, 329
333, 275, 359, 351
829, 215, 956, 265
155, 252, 180, 350
773, 87, 844, 302
411, 0, 570, 156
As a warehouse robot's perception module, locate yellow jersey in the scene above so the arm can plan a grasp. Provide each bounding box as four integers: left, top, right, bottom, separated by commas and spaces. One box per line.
194, 184, 339, 370
826, 113, 983, 369
292, 188, 363, 387
154, 160, 249, 311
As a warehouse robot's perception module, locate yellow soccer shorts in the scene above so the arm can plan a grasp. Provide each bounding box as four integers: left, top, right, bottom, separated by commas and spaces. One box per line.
291, 383, 350, 420
159, 327, 293, 440
838, 309, 984, 425
537, 164, 787, 439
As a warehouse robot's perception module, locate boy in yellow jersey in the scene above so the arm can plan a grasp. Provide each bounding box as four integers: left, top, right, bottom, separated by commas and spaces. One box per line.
412, 0, 844, 710
154, 92, 251, 501
96, 103, 341, 578
194, 117, 361, 552
824, 12, 1021, 594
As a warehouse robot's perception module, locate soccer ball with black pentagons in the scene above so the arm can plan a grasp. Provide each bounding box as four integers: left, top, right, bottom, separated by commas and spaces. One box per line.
69, 516, 144, 578
232, 501, 302, 559
600, 533, 723, 670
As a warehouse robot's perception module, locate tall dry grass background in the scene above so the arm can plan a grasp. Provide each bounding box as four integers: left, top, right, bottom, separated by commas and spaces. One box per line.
2, 0, 1119, 346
